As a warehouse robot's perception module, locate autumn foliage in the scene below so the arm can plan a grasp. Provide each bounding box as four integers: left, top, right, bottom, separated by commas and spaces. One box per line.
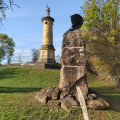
81, 0, 120, 85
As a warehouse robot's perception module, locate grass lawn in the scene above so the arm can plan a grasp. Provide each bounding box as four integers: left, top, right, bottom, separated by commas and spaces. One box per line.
0, 66, 120, 120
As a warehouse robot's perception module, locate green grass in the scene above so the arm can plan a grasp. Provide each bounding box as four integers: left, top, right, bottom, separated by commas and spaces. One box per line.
0, 66, 120, 120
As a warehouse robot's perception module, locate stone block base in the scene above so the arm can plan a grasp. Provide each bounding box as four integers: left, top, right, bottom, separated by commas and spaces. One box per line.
40, 58, 55, 63
59, 66, 88, 99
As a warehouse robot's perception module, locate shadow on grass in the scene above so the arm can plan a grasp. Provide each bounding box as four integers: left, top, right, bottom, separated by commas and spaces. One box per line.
89, 86, 120, 112
0, 87, 42, 93
89, 86, 120, 94
0, 67, 19, 80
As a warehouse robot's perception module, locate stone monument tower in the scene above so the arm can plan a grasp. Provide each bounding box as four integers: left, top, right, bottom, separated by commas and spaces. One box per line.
39, 6, 55, 63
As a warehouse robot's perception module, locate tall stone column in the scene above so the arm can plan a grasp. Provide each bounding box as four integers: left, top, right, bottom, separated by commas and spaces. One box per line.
59, 31, 88, 99
39, 7, 55, 63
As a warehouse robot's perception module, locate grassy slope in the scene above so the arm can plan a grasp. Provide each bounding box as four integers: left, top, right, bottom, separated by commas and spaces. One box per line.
0, 67, 120, 120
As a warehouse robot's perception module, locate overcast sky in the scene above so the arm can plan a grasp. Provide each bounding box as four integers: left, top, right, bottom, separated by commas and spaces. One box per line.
1, 0, 84, 58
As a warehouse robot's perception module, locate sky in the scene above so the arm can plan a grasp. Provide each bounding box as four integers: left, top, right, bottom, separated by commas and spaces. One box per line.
1, 0, 84, 62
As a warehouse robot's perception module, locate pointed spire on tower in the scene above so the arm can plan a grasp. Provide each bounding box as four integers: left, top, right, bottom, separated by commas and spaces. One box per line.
46, 5, 50, 16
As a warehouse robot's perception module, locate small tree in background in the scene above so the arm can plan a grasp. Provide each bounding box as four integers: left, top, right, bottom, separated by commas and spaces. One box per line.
31, 48, 40, 63
0, 33, 15, 65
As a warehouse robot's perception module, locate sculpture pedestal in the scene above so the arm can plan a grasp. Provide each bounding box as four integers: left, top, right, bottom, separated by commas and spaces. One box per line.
59, 31, 88, 100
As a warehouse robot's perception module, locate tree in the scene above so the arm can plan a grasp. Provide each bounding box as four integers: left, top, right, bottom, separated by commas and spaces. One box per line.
0, 43, 5, 64
31, 49, 40, 63
0, 33, 15, 64
0, 0, 19, 24
81, 0, 120, 86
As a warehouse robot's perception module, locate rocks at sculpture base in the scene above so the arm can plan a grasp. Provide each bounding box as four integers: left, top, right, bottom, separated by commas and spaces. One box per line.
87, 88, 110, 110
47, 100, 61, 106
35, 31, 110, 112
87, 98, 110, 110
35, 85, 110, 112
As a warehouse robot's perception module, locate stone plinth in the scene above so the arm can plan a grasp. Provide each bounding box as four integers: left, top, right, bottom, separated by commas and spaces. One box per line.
59, 31, 88, 99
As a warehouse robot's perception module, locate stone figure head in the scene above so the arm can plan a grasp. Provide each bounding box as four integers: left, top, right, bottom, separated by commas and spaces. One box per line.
70, 14, 84, 31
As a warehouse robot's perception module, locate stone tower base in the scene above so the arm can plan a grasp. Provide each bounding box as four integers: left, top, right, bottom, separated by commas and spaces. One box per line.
39, 45, 55, 64
35, 62, 61, 69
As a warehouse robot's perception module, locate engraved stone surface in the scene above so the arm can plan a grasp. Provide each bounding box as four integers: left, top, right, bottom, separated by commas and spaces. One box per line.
59, 66, 86, 89
61, 48, 86, 66
62, 32, 85, 47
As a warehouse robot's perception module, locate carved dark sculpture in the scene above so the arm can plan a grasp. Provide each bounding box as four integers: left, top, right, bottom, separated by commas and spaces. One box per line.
69, 14, 84, 31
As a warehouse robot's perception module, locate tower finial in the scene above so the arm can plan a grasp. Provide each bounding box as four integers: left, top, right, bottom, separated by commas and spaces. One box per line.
46, 4, 50, 16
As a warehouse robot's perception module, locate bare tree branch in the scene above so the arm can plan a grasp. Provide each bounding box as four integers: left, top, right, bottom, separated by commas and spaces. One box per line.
0, 0, 20, 24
